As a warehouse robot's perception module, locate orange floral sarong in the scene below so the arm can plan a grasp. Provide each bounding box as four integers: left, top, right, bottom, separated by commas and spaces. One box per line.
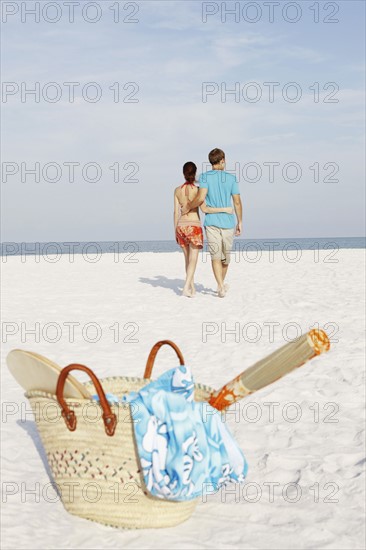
176, 225, 203, 248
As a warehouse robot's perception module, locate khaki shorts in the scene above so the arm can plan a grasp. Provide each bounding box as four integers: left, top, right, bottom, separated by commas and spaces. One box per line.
205, 226, 235, 264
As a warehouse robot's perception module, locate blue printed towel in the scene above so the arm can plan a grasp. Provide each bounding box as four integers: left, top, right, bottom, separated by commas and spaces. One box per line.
93, 365, 248, 501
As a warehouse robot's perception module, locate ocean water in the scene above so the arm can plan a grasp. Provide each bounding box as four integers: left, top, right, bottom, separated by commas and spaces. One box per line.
1, 237, 365, 256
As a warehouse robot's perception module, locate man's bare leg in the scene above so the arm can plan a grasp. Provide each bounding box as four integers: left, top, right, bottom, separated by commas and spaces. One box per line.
212, 259, 226, 296
220, 235, 234, 291
216, 262, 229, 293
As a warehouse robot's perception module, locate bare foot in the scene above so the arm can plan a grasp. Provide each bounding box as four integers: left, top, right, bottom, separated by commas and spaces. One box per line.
182, 287, 192, 297
217, 286, 226, 298
190, 284, 196, 296
217, 283, 229, 293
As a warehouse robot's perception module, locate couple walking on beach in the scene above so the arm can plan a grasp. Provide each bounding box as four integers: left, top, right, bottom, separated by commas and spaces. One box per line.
174, 148, 242, 298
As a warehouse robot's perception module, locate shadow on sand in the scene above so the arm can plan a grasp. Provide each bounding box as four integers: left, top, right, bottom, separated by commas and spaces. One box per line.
139, 275, 216, 296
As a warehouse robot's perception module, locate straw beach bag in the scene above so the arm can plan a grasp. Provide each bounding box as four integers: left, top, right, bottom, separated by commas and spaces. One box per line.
24, 341, 214, 529
9, 329, 330, 529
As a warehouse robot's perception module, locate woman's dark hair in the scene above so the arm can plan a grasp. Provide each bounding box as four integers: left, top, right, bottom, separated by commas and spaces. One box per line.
183, 161, 197, 183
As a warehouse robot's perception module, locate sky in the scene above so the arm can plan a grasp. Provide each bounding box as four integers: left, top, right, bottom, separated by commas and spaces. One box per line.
1, 0, 365, 242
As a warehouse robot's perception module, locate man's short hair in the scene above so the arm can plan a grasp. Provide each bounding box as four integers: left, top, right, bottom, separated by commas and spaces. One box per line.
209, 148, 225, 166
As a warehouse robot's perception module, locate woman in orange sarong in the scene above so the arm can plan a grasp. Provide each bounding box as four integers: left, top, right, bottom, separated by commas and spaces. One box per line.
174, 162, 233, 297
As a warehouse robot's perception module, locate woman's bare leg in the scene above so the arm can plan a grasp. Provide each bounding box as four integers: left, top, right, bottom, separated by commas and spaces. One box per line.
181, 246, 192, 296
190, 251, 196, 295
191, 279, 196, 295
183, 245, 199, 295
182, 245, 189, 274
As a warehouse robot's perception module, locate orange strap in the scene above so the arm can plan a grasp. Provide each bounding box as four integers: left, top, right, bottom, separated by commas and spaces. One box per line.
181, 181, 195, 198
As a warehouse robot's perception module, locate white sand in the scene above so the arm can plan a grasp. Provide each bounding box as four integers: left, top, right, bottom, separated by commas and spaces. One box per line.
1, 248, 365, 549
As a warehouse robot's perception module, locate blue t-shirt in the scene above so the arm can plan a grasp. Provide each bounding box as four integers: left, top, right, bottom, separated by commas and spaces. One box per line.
199, 170, 240, 229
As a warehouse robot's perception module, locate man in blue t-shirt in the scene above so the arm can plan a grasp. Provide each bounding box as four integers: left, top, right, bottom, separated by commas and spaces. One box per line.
182, 148, 242, 297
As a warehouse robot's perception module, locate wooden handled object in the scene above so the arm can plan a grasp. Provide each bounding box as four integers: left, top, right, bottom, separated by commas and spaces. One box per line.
209, 329, 330, 411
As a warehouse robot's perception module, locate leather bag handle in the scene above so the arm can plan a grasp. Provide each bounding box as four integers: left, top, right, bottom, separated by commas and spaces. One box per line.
143, 340, 185, 379
56, 364, 117, 436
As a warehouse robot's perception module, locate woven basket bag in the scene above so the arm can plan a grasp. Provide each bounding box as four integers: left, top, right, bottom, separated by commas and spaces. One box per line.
25, 341, 214, 529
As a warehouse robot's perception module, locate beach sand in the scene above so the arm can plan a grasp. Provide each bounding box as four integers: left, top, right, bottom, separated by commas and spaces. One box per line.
1, 247, 365, 549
